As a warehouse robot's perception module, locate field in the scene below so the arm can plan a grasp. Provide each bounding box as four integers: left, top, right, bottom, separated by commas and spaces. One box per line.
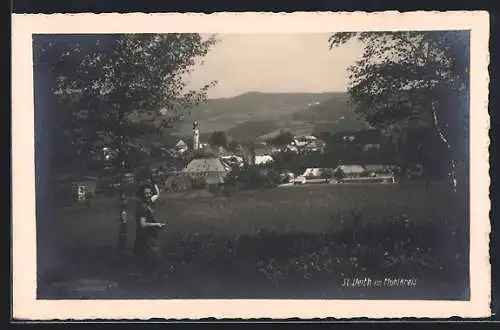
166, 91, 367, 141
37, 182, 470, 300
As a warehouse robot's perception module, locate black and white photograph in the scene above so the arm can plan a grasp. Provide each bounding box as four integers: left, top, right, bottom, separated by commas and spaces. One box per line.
12, 12, 490, 319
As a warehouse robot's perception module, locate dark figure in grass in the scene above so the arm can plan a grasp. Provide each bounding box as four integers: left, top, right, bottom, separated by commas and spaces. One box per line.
134, 186, 166, 273
137, 174, 160, 205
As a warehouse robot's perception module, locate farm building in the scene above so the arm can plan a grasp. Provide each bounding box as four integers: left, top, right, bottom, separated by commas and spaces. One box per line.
301, 139, 327, 153
221, 155, 245, 168
54, 174, 100, 203
254, 154, 274, 165
283, 144, 299, 153
182, 157, 232, 185
293, 167, 335, 184
175, 139, 189, 154
292, 135, 317, 147
334, 165, 366, 178
333, 164, 398, 184
364, 164, 398, 175
300, 167, 333, 178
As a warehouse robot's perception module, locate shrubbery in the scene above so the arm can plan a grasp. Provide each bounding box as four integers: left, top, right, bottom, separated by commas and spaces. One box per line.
156, 213, 466, 288
226, 164, 281, 190
45, 211, 466, 299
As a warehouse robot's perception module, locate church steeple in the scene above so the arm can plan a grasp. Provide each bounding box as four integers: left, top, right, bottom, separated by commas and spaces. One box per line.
192, 120, 200, 151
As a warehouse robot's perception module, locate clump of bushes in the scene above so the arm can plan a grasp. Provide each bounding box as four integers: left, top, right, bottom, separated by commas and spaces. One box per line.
225, 164, 281, 190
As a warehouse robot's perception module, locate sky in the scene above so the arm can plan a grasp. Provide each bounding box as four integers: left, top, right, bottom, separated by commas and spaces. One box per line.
185, 34, 363, 99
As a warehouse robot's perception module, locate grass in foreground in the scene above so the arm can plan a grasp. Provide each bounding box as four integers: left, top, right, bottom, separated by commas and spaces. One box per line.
37, 182, 469, 299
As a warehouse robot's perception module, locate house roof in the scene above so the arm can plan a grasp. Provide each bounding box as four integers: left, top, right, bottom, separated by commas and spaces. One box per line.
176, 139, 187, 147
254, 154, 274, 163
183, 157, 231, 175
364, 164, 386, 172
364, 164, 397, 172
304, 139, 326, 149
335, 165, 366, 174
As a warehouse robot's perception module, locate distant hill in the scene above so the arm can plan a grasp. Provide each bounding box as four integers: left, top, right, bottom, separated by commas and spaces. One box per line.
171, 91, 368, 142
290, 93, 354, 122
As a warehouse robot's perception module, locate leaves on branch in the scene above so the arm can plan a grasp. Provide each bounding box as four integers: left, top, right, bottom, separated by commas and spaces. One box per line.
328, 31, 469, 167
34, 34, 218, 165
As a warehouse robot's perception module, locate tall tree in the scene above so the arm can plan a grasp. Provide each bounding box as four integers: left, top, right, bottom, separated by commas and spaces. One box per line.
227, 140, 241, 154
268, 130, 294, 146
33, 33, 218, 252
208, 131, 228, 148
329, 31, 469, 190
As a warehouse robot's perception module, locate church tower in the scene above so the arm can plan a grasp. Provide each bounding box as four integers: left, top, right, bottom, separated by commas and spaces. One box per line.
192, 120, 200, 151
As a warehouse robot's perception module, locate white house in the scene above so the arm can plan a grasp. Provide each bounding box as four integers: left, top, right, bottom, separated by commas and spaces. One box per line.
302, 139, 327, 153
254, 154, 274, 165
221, 155, 245, 168
284, 144, 299, 153
175, 139, 189, 154
293, 136, 317, 147
293, 167, 334, 184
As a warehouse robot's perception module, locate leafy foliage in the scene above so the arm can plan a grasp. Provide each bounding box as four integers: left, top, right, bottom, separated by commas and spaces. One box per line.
227, 140, 241, 154
226, 164, 281, 190
267, 130, 294, 146
208, 131, 228, 148
329, 31, 469, 171
33, 34, 218, 166
273, 150, 326, 175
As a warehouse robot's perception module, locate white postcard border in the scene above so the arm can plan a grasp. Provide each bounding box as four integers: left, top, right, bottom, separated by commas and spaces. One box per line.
11, 11, 491, 320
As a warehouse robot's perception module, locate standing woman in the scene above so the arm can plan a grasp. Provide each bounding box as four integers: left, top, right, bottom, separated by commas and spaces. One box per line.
137, 170, 160, 203
134, 186, 166, 274
133, 170, 159, 255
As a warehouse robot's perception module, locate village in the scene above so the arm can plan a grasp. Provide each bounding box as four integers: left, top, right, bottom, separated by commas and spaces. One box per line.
66, 119, 408, 204
30, 30, 472, 301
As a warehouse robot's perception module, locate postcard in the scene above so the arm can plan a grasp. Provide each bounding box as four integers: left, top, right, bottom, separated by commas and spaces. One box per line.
11, 11, 491, 320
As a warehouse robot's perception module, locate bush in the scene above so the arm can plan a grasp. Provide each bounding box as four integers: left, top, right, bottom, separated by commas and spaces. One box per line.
229, 164, 280, 190
161, 215, 464, 287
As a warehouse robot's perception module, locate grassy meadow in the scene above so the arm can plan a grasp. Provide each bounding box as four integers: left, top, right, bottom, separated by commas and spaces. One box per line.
38, 182, 470, 300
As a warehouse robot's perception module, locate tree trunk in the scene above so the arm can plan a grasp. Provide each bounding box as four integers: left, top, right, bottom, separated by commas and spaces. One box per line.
117, 135, 129, 255
431, 104, 458, 193
118, 192, 128, 254
424, 40, 457, 193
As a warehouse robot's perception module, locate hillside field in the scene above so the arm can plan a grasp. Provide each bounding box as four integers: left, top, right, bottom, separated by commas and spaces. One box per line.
168, 92, 368, 141
38, 182, 469, 300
